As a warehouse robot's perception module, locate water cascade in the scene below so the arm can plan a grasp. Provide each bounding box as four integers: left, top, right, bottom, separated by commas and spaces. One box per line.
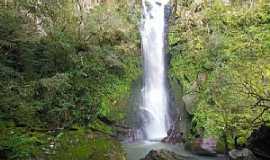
140, 0, 170, 140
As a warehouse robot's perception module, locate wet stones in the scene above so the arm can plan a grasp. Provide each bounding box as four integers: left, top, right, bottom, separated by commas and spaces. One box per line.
161, 129, 184, 144
140, 149, 197, 160
229, 148, 257, 160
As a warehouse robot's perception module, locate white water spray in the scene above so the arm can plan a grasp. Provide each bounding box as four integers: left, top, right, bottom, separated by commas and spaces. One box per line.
140, 0, 170, 140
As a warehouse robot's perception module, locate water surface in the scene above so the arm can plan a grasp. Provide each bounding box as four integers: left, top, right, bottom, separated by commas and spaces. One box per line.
123, 141, 221, 160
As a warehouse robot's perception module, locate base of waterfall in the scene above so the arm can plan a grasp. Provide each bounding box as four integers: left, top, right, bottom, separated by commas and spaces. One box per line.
122, 141, 222, 160
141, 149, 197, 160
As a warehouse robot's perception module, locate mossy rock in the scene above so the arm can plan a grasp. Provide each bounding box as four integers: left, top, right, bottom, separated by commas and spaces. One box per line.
50, 129, 126, 160
0, 123, 49, 159
0, 124, 126, 160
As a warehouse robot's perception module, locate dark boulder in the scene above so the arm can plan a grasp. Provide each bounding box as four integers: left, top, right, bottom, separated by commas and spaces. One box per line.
161, 128, 185, 144
229, 148, 257, 160
140, 149, 197, 160
0, 147, 10, 159
247, 125, 270, 160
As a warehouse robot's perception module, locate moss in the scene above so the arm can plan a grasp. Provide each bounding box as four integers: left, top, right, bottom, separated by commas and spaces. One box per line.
0, 122, 126, 160
216, 139, 226, 154
90, 120, 113, 135
50, 129, 126, 160
0, 123, 49, 159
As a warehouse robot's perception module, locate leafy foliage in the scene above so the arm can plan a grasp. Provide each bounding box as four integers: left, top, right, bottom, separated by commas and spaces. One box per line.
169, 0, 270, 146
0, 1, 140, 159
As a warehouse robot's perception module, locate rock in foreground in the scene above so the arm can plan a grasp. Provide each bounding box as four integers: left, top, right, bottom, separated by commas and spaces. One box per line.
247, 125, 270, 159
229, 148, 257, 160
140, 149, 197, 160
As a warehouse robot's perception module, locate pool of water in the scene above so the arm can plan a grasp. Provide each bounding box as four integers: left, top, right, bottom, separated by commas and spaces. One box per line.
122, 141, 222, 160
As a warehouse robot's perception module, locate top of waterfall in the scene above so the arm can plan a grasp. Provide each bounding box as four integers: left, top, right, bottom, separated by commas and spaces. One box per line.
144, 0, 169, 6
156, 0, 169, 5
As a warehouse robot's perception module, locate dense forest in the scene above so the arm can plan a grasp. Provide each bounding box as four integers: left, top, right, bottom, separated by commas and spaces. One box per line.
0, 0, 269, 160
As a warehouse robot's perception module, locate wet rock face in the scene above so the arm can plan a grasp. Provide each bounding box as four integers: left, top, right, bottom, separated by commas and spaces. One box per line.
140, 149, 197, 160
168, 78, 191, 138
247, 125, 270, 159
161, 129, 184, 144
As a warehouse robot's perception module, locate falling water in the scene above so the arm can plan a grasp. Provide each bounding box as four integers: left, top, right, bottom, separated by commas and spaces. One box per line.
140, 0, 170, 140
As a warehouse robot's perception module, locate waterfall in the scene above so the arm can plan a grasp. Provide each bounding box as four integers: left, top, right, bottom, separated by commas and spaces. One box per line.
140, 0, 170, 140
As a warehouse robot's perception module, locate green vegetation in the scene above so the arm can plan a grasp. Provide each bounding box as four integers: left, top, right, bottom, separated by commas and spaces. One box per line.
1, 0, 270, 159
169, 0, 270, 147
50, 128, 125, 160
0, 0, 140, 159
